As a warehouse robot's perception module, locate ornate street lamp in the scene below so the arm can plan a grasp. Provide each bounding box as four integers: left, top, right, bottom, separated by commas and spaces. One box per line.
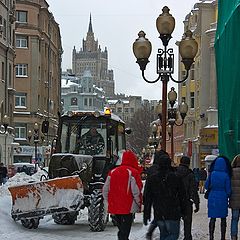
148, 122, 161, 150
168, 87, 188, 160
132, 6, 198, 151
28, 123, 42, 171
2, 115, 9, 165
2, 115, 9, 133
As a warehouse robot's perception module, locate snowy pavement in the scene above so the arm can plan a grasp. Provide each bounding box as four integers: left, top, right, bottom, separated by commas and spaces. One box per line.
0, 172, 235, 239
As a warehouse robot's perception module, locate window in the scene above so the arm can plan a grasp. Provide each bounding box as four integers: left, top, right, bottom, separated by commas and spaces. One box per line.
16, 11, 27, 23
71, 97, 78, 106
16, 35, 28, 48
117, 107, 122, 113
89, 98, 92, 107
84, 98, 87, 106
3, 19, 6, 38
15, 94, 26, 107
2, 62, 4, 81
190, 92, 195, 108
15, 126, 26, 139
9, 63, 12, 86
16, 64, 28, 77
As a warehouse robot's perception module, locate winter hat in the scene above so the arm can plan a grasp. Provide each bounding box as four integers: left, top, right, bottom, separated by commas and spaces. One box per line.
180, 156, 191, 166
153, 150, 170, 165
158, 154, 171, 168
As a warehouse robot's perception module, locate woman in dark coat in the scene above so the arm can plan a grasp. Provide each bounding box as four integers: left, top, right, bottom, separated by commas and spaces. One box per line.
205, 156, 231, 240
229, 154, 240, 240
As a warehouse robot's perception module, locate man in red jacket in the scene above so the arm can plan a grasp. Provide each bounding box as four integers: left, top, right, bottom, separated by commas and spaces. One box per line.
103, 150, 143, 240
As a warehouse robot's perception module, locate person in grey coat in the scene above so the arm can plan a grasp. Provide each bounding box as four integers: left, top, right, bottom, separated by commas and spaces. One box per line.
229, 154, 240, 240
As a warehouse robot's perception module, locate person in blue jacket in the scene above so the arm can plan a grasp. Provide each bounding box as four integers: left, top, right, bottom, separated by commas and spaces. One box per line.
205, 156, 232, 240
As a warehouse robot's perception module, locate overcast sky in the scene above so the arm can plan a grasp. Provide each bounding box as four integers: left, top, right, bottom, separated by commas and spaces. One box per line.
47, 0, 199, 100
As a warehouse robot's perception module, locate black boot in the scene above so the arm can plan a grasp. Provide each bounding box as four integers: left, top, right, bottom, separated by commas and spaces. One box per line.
209, 218, 215, 240
146, 223, 157, 240
221, 218, 227, 240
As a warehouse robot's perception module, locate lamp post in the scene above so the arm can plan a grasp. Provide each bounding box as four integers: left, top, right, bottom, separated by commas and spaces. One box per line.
156, 87, 188, 160
28, 123, 40, 171
148, 122, 161, 150
2, 115, 9, 165
132, 6, 198, 152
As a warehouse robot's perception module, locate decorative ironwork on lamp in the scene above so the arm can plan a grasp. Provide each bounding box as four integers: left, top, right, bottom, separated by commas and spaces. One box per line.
132, 6, 198, 152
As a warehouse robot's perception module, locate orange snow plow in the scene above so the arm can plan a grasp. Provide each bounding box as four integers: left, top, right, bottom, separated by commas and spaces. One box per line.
8, 175, 84, 229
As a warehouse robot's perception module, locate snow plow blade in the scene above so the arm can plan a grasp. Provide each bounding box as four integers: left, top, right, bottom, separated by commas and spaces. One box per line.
8, 175, 83, 221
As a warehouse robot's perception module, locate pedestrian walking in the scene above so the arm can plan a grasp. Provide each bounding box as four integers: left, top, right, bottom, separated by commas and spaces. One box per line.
205, 156, 232, 240
229, 154, 240, 240
143, 154, 186, 240
144, 150, 170, 239
199, 167, 208, 194
175, 156, 200, 240
193, 168, 200, 191
102, 150, 143, 240
0, 162, 8, 185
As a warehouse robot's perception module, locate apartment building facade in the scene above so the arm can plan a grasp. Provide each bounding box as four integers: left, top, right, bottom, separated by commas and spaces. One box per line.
107, 96, 143, 123
13, 0, 62, 164
0, 0, 16, 166
179, 0, 218, 168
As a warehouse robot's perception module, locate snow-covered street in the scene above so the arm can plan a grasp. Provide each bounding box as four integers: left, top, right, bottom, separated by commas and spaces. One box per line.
0, 172, 234, 239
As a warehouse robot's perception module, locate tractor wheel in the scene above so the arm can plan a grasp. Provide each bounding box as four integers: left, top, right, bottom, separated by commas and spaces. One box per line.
21, 218, 40, 229
52, 211, 78, 225
88, 189, 107, 232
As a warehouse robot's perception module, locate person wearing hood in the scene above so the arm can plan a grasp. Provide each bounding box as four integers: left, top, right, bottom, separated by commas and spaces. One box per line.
205, 156, 232, 240
143, 154, 186, 240
102, 150, 143, 240
175, 156, 200, 240
229, 154, 240, 240
144, 150, 170, 239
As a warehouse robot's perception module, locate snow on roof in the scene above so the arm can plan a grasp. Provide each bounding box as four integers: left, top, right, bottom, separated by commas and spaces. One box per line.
204, 125, 218, 128
93, 84, 104, 92
61, 79, 79, 88
107, 100, 118, 104
108, 99, 129, 105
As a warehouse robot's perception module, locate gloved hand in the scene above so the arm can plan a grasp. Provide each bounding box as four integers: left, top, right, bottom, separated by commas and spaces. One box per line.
194, 204, 200, 213
143, 216, 150, 226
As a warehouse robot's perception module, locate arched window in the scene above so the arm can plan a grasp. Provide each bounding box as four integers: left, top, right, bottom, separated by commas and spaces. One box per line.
71, 97, 78, 106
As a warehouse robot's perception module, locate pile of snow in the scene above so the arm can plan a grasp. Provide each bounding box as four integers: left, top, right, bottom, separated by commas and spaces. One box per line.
12, 187, 83, 213
1, 170, 84, 213
0, 169, 48, 197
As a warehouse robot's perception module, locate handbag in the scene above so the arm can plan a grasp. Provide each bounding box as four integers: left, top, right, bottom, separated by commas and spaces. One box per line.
204, 174, 211, 199
204, 189, 210, 199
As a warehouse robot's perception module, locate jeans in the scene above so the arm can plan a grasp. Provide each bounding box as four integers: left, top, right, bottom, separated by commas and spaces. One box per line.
231, 209, 240, 237
156, 219, 180, 240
